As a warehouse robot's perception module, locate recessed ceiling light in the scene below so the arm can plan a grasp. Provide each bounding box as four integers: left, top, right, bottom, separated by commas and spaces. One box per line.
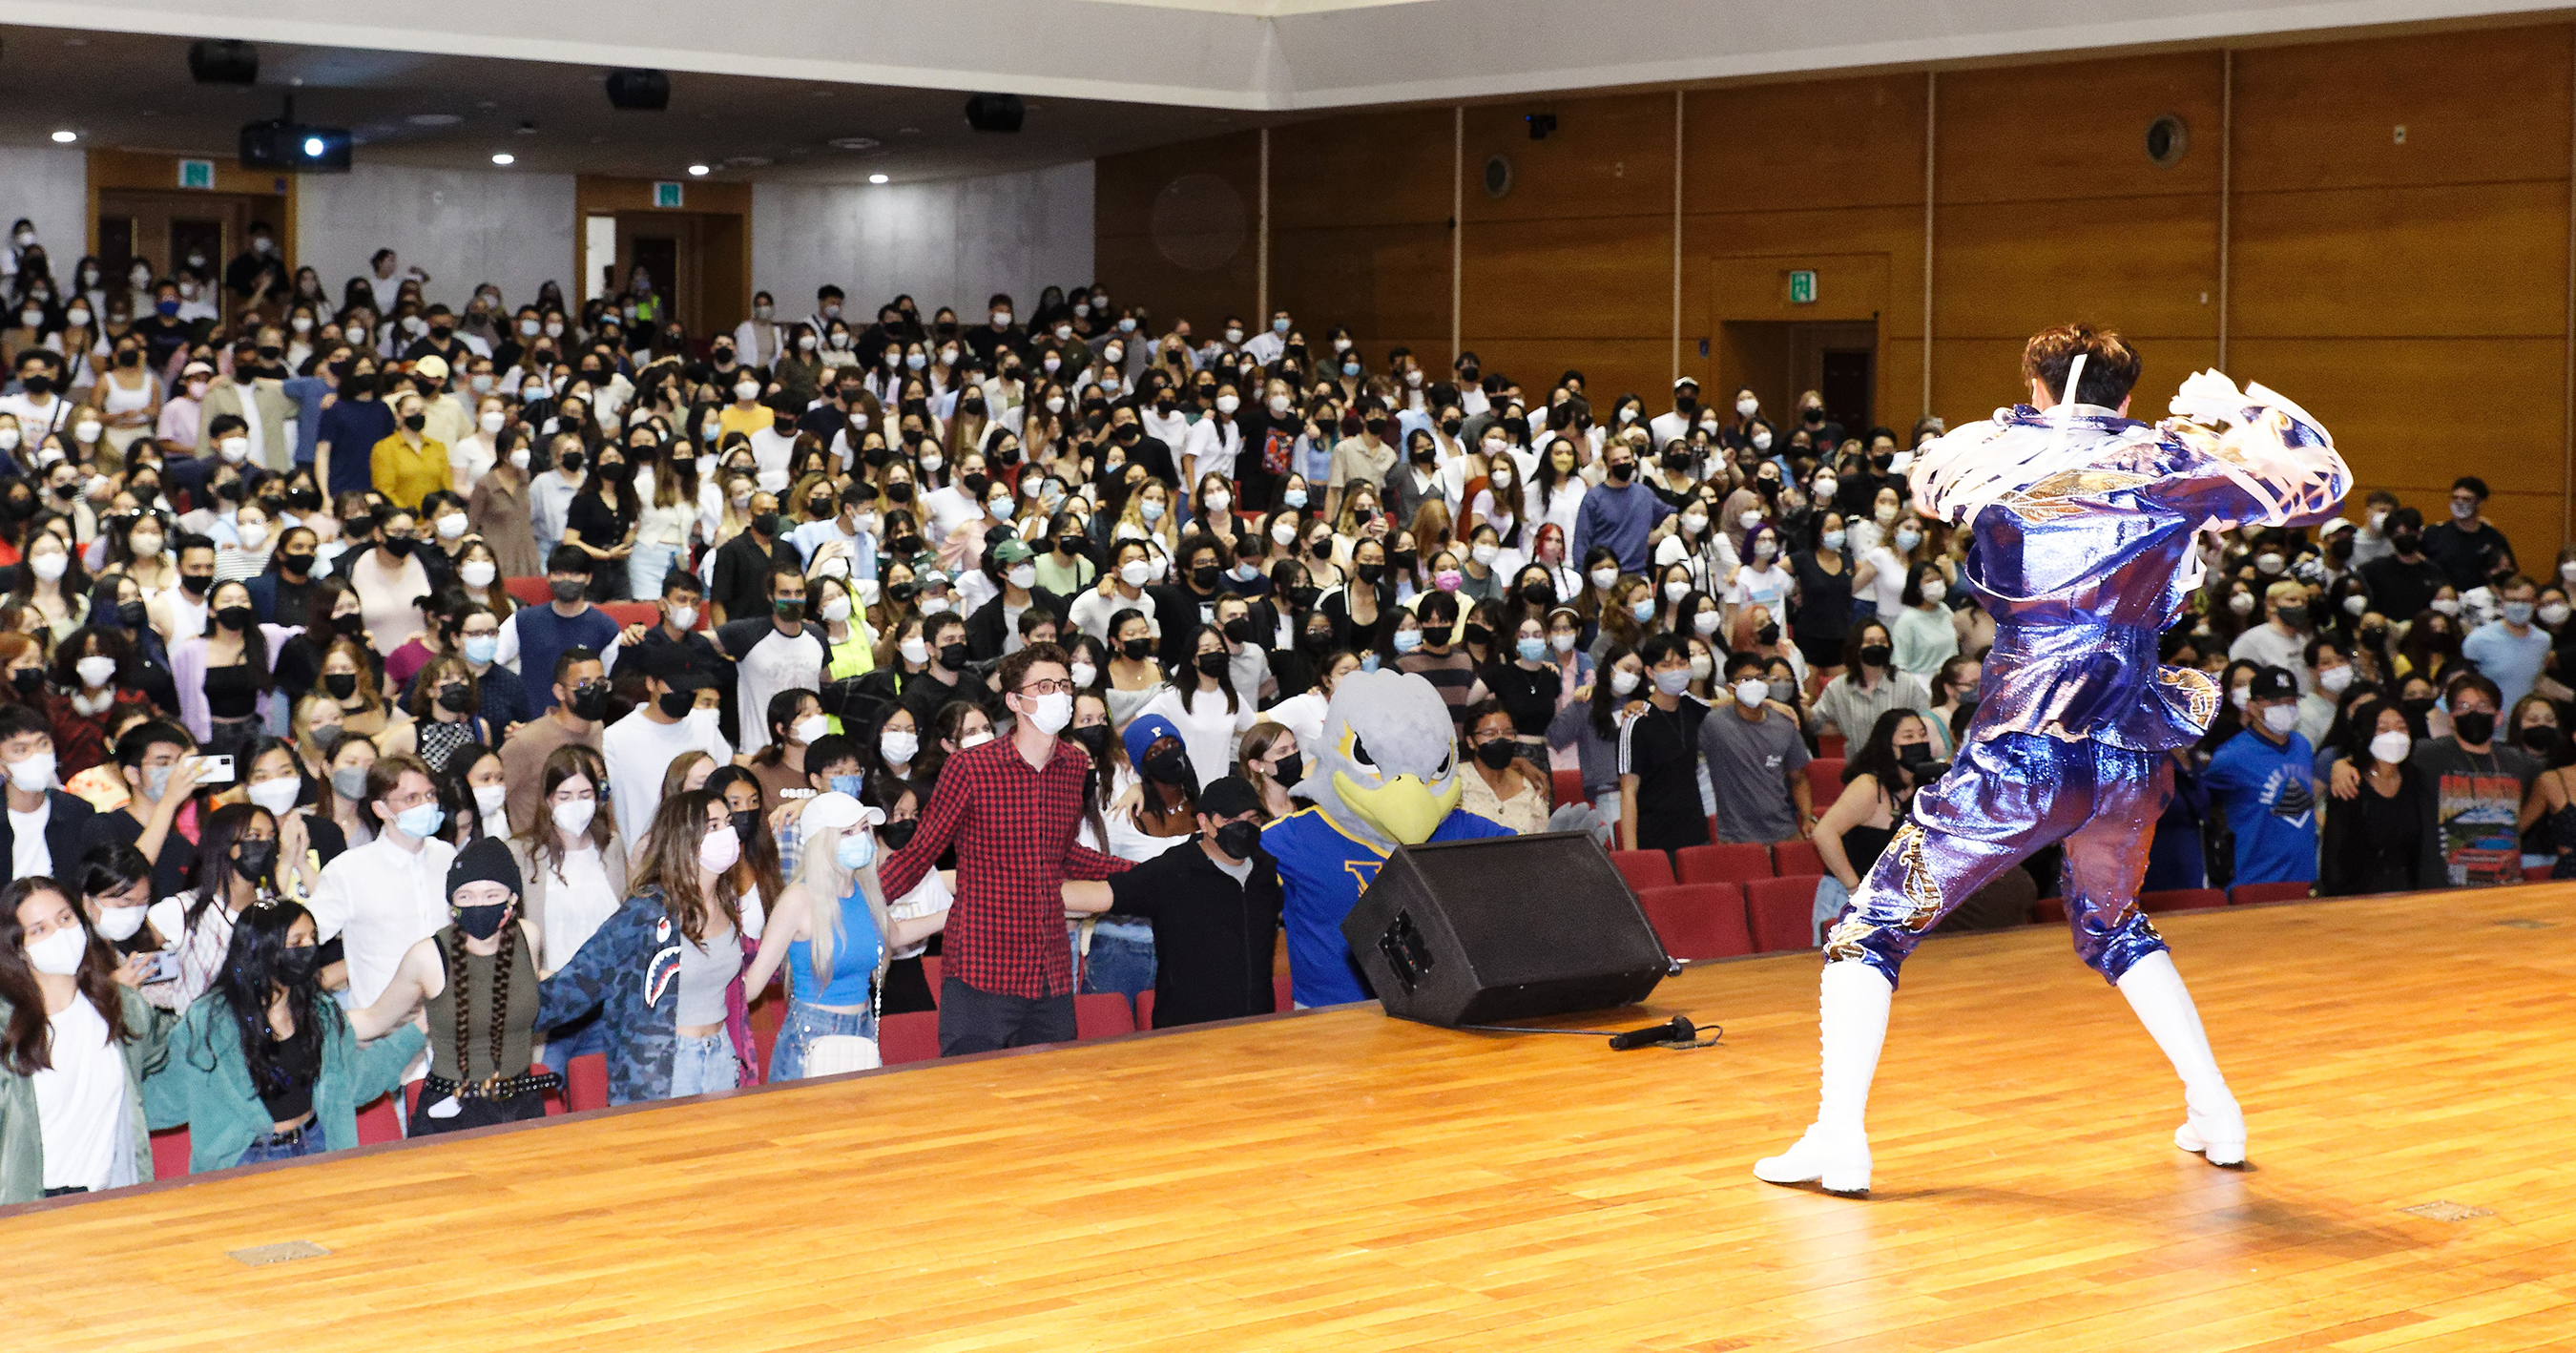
490, 153, 515, 166
830, 136, 880, 151
898, 127, 921, 135
868, 174, 889, 184
687, 164, 709, 177
723, 156, 770, 168
408, 113, 462, 127
50, 130, 76, 144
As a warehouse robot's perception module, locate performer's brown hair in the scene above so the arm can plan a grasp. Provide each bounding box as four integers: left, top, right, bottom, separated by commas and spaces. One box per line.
2022, 323, 2142, 407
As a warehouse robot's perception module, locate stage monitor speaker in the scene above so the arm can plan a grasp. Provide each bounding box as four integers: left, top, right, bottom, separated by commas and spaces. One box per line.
1341, 831, 1669, 1028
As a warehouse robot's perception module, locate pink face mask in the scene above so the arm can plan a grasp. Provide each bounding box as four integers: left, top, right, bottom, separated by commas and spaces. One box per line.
1433, 570, 1464, 593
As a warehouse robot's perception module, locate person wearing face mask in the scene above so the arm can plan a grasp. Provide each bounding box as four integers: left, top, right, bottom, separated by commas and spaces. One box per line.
1056, 774, 1280, 1029
2317, 697, 2431, 896
2461, 573, 2551, 711
78, 843, 163, 975
0, 703, 91, 888
875, 643, 1132, 1055
0, 874, 172, 1203
1888, 559, 1962, 681
88, 335, 162, 460
2356, 505, 2446, 622
338, 835, 554, 1133
2420, 474, 2513, 593
367, 390, 448, 513
1571, 439, 1676, 577
2225, 579, 2318, 692
305, 755, 460, 1082
532, 789, 757, 1104
600, 658, 732, 846
2295, 635, 2357, 749
497, 650, 611, 836
1693, 648, 1816, 846
495, 548, 626, 719
2329, 669, 2537, 887
142, 890, 426, 1175
747, 788, 945, 1079
2202, 667, 2322, 888
1810, 708, 1947, 934
713, 564, 830, 757
1611, 633, 1717, 852
962, 538, 1069, 663
197, 341, 294, 471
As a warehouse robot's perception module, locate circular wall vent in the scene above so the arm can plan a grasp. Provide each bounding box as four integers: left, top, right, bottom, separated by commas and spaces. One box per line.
1150, 174, 1247, 272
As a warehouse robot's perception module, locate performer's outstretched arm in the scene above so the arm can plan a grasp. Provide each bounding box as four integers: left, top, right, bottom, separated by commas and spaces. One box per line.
2153, 371, 2350, 531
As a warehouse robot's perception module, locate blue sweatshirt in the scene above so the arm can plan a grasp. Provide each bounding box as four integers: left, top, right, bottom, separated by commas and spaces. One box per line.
1572, 479, 1673, 575
2205, 726, 2319, 885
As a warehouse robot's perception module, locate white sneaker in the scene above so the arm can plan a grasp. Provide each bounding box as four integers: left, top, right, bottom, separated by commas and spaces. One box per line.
2174, 1108, 2247, 1168
1754, 1127, 1872, 1197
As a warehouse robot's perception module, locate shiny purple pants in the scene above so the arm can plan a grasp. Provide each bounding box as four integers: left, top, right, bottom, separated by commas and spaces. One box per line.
1825, 732, 2171, 988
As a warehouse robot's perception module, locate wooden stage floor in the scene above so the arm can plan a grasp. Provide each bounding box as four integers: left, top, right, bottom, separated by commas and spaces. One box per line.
11, 885, 2576, 1351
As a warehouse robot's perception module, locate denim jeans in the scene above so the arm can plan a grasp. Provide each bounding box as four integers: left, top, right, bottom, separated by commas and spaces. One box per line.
667, 1032, 740, 1099
627, 540, 681, 601
235, 1121, 327, 1167
1074, 920, 1156, 1007
768, 997, 877, 1081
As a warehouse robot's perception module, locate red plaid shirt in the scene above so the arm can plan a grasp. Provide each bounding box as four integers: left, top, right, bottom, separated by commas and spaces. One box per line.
876, 735, 1128, 998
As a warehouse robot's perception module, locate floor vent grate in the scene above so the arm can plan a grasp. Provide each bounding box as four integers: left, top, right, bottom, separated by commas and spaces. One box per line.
227, 1240, 330, 1266
2399, 1201, 2493, 1222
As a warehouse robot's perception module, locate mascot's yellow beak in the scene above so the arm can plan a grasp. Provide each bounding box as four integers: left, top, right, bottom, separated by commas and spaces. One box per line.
1333, 770, 1460, 847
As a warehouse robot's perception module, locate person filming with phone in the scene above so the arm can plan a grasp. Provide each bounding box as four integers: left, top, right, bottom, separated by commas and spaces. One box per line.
76, 718, 206, 904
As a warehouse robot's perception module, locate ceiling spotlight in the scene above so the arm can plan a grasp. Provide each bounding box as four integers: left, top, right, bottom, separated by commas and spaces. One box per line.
830, 136, 880, 152
687, 164, 709, 177
490, 153, 514, 165
302, 135, 326, 157
50, 130, 76, 144
868, 174, 889, 184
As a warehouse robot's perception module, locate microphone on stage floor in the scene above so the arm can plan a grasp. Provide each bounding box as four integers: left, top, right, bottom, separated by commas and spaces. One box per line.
1607, 1016, 1695, 1051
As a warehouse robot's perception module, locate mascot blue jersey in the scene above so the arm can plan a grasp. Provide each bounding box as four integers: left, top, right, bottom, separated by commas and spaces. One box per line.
1262, 668, 1513, 1009
1267, 805, 1511, 1008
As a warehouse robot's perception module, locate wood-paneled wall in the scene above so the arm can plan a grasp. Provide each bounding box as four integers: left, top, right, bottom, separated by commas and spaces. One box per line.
1095, 21, 2576, 556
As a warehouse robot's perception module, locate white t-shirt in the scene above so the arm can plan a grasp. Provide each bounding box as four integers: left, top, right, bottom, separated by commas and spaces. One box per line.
601, 709, 732, 845
1136, 684, 1258, 786
31, 993, 129, 1192
1860, 546, 1908, 622
1727, 562, 1797, 623
885, 867, 950, 961
747, 427, 799, 492
734, 627, 827, 755
307, 833, 458, 1010
542, 842, 621, 970
9, 798, 51, 880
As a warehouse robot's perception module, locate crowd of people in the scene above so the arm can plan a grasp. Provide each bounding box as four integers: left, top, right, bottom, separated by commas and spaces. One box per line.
0, 220, 2559, 1203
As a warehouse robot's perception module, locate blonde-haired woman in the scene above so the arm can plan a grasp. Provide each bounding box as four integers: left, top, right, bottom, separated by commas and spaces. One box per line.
1114, 476, 1181, 557
739, 791, 947, 1080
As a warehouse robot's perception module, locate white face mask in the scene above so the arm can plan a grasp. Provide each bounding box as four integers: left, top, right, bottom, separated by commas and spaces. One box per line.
509, 447, 531, 471
2430, 597, 2461, 616
92, 903, 148, 943
1022, 689, 1073, 735
819, 593, 852, 623
959, 730, 994, 750
1693, 610, 1721, 635
1921, 580, 1946, 605
74, 655, 117, 689
880, 729, 920, 765
1471, 543, 1499, 566
1663, 581, 1691, 603
1738, 510, 1764, 531
2259, 703, 2298, 735
899, 636, 931, 665
1007, 564, 1037, 590
1733, 677, 1770, 707
6, 749, 55, 794
473, 782, 510, 822
551, 796, 597, 836
2316, 663, 2354, 694
1609, 668, 1640, 697
1589, 566, 1619, 591
1215, 394, 1240, 415
24, 924, 86, 976
790, 714, 831, 745
2369, 729, 2412, 764
1735, 398, 1758, 418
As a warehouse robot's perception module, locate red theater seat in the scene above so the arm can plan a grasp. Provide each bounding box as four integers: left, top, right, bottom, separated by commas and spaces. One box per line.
1675, 843, 1773, 886
354, 1092, 401, 1145
1818, 735, 1846, 760
599, 601, 661, 629
879, 1011, 943, 1064
1746, 876, 1826, 952
566, 1053, 609, 1113
1610, 850, 1675, 892
1551, 768, 1588, 808
1134, 989, 1155, 1030
2230, 881, 2315, 905
502, 575, 552, 607
2140, 888, 2227, 914
1275, 973, 1295, 1010
923, 955, 942, 1001
1074, 992, 1136, 1040
1773, 840, 1822, 878
1636, 883, 1752, 961
150, 1126, 190, 1179
1806, 760, 1846, 811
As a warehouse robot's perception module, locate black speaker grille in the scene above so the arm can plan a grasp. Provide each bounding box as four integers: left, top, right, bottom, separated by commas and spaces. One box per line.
1401, 835, 1664, 984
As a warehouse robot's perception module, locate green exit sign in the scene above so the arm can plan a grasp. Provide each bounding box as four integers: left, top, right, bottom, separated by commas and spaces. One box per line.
653, 181, 684, 208
1787, 269, 1817, 304
178, 159, 215, 190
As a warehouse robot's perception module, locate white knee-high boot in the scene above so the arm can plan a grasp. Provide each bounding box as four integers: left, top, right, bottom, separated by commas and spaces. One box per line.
2116, 949, 2246, 1167
1754, 960, 1891, 1196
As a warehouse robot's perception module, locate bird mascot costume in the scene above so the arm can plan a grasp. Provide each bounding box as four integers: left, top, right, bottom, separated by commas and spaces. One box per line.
1264, 669, 1512, 1008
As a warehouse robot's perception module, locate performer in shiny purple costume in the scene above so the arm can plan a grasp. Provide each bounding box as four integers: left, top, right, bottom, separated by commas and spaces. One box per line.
1755, 323, 2349, 1197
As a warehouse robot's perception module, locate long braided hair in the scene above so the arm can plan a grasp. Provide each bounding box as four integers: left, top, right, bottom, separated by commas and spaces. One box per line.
443, 915, 519, 1085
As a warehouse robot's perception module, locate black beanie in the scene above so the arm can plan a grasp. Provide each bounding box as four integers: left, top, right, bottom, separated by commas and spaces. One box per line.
446, 835, 523, 902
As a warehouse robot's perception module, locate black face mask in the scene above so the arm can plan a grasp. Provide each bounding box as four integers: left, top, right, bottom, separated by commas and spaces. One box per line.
1755, 622, 1780, 646
2389, 532, 2420, 553
961, 472, 989, 498
2400, 696, 2437, 722
1391, 550, 1418, 572
403, 413, 428, 432
1214, 819, 1262, 860
1859, 642, 1894, 668
10, 667, 42, 696
751, 511, 781, 537
560, 450, 584, 473
382, 536, 415, 559
179, 572, 214, 597
1474, 739, 1516, 771
1309, 538, 1335, 561
1221, 617, 1255, 644
1066, 723, 1113, 756
1440, 418, 1463, 438
1301, 628, 1333, 654
333, 612, 368, 638
886, 580, 920, 604
217, 605, 254, 632
1121, 636, 1154, 661
1897, 742, 1935, 770
877, 818, 920, 851
116, 598, 148, 630
2521, 724, 2561, 756
730, 808, 761, 843
233, 838, 279, 883
436, 683, 475, 714
1195, 652, 1230, 679
656, 690, 697, 719
322, 672, 360, 700
884, 485, 915, 506
453, 903, 510, 941
278, 552, 314, 576
561, 680, 610, 721
938, 641, 970, 671
1608, 461, 1635, 483
1520, 582, 1554, 608
2454, 710, 2497, 745
1144, 749, 1194, 786
1356, 562, 1385, 586
273, 946, 322, 987
1192, 565, 1221, 592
